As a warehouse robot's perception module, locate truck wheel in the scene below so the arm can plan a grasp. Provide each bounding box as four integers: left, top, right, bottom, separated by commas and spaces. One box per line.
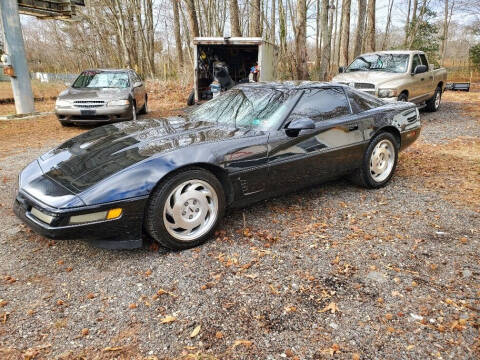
187, 90, 195, 106
397, 93, 408, 102
425, 87, 441, 112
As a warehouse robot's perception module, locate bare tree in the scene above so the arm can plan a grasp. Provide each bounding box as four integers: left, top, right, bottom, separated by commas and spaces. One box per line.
381, 0, 394, 50
184, 0, 200, 38
364, 0, 375, 52
229, 0, 242, 36
353, 0, 366, 58
339, 0, 351, 66
270, 0, 276, 42
440, 0, 455, 65
404, 0, 411, 47
295, 0, 308, 79
172, 0, 184, 69
249, 0, 261, 37
318, 0, 332, 80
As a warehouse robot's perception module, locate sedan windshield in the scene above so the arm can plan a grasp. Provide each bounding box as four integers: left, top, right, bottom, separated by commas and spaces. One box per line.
72, 71, 130, 88
346, 54, 409, 73
188, 87, 297, 130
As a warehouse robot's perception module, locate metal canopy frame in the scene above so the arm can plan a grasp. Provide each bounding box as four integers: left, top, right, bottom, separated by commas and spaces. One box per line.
0, 0, 85, 115
17, 0, 85, 20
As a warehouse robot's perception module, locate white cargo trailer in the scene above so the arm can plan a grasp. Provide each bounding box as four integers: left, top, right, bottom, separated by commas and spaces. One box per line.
191, 37, 277, 104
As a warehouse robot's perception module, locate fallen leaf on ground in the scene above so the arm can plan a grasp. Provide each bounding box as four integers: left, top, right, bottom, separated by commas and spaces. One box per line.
103, 346, 124, 352
319, 302, 339, 314
161, 315, 176, 324
232, 339, 252, 349
190, 325, 201, 338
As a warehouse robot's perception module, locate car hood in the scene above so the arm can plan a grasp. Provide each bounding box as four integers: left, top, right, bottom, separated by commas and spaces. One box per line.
332, 71, 407, 87
36, 117, 248, 193
58, 87, 130, 100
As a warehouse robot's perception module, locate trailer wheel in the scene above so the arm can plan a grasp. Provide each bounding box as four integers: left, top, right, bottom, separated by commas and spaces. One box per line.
187, 90, 195, 106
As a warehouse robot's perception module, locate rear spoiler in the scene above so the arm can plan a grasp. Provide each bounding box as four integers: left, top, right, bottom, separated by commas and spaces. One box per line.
445, 82, 470, 92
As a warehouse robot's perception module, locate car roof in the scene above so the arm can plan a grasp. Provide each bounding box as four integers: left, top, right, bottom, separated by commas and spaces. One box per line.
235, 81, 346, 91
360, 50, 424, 56
81, 69, 132, 73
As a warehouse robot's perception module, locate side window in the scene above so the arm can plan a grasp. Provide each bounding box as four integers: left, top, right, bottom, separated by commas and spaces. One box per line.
419, 54, 428, 68
134, 72, 142, 83
291, 88, 351, 122
412, 55, 421, 72
347, 89, 383, 113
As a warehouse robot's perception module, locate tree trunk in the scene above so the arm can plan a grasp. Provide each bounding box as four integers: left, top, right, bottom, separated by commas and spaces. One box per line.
229, 0, 242, 36
353, 0, 366, 58
440, 0, 455, 65
270, 0, 276, 42
184, 0, 200, 39
315, 0, 321, 71
318, 0, 331, 80
404, 0, 411, 47
365, 0, 375, 52
339, 0, 351, 67
331, 0, 340, 69
278, 0, 287, 54
381, 0, 394, 50
172, 0, 184, 69
295, 0, 308, 79
249, 0, 261, 37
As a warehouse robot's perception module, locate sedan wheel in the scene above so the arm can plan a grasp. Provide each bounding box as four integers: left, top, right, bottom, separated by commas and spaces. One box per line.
131, 103, 137, 121
146, 168, 225, 250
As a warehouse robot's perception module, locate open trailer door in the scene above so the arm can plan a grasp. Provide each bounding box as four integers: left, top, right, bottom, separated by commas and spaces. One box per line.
191, 37, 277, 104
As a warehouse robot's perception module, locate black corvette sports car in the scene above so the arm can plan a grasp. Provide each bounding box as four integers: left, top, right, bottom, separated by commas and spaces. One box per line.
14, 82, 421, 250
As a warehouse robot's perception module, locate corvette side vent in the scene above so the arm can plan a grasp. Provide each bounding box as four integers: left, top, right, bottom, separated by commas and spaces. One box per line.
403, 110, 417, 123
239, 178, 248, 194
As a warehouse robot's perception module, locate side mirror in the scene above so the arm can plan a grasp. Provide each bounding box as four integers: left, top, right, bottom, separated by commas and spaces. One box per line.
338, 66, 345, 73
285, 117, 315, 136
413, 64, 427, 75
133, 81, 143, 88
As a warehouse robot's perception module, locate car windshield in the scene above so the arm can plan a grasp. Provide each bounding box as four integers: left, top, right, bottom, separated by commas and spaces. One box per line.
188, 87, 298, 130
72, 71, 130, 88
346, 54, 409, 73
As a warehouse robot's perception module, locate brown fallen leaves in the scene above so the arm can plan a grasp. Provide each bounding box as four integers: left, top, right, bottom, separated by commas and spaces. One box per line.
319, 302, 339, 314
190, 325, 201, 338
232, 339, 253, 349
160, 315, 176, 324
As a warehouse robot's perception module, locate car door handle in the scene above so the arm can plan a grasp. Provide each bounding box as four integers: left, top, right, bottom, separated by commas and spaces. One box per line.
347, 124, 359, 132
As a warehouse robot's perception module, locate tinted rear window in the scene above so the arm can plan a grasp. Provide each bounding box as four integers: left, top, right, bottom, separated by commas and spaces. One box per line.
347, 89, 384, 113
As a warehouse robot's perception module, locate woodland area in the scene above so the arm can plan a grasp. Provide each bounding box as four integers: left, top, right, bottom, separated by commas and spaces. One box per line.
15, 0, 480, 82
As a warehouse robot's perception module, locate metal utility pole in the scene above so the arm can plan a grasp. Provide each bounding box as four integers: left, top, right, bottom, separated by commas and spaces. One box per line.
0, 0, 34, 114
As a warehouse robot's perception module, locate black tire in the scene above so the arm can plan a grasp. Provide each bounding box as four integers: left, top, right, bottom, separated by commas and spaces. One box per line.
131, 102, 137, 121
59, 120, 73, 127
425, 86, 441, 112
139, 96, 148, 114
349, 132, 399, 189
397, 92, 408, 102
145, 168, 226, 250
187, 89, 195, 106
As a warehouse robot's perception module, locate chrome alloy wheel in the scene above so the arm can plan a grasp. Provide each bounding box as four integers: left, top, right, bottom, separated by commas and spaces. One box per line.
370, 139, 395, 182
163, 179, 218, 241
434, 91, 441, 109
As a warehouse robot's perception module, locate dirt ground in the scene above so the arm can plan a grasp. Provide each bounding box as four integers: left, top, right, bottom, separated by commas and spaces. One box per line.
0, 85, 479, 360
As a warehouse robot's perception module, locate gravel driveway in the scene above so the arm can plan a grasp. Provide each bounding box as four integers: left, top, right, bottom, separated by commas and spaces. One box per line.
0, 90, 479, 360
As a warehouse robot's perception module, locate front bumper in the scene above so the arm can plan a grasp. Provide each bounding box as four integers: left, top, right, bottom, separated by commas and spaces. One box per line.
13, 190, 148, 249
55, 105, 132, 124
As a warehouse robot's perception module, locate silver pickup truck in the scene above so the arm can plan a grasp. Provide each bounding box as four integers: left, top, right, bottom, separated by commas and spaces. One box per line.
332, 50, 447, 112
